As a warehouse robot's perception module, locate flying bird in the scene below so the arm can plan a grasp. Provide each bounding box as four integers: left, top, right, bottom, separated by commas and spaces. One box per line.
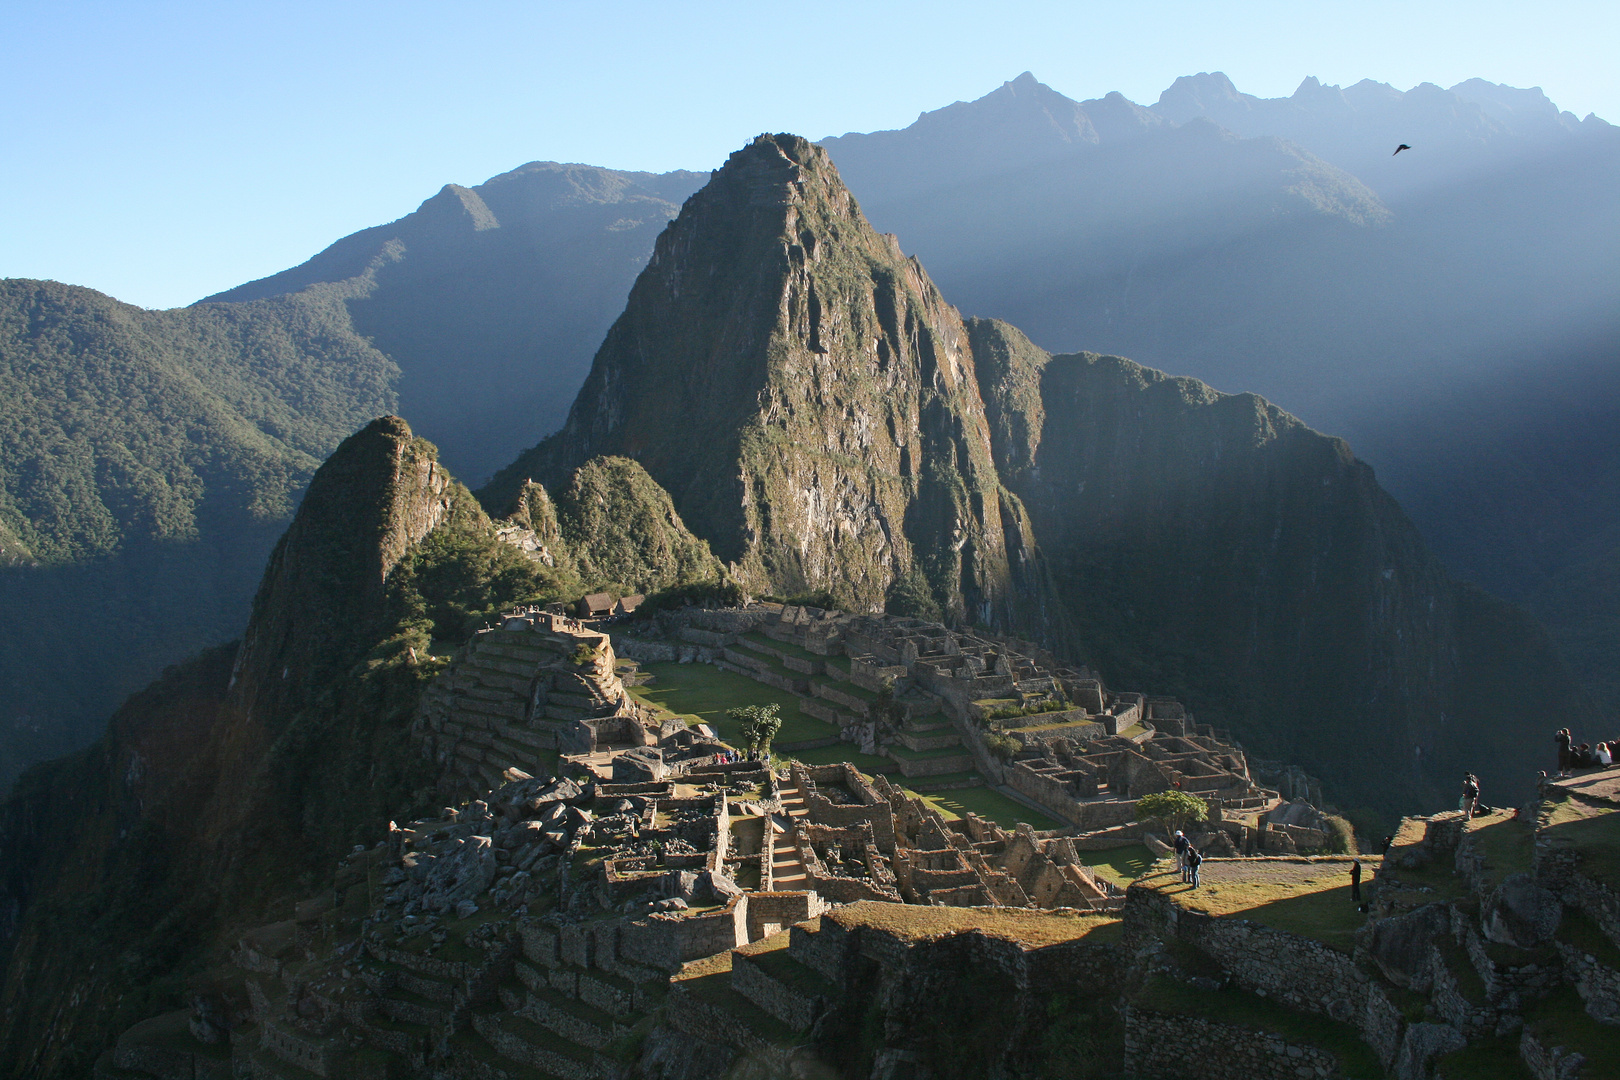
1393, 143, 1412, 155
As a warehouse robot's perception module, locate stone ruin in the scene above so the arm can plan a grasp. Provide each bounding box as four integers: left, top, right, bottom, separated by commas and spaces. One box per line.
95, 603, 1362, 1080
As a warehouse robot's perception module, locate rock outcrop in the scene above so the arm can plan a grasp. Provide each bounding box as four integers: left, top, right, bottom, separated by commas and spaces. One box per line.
485, 134, 1050, 633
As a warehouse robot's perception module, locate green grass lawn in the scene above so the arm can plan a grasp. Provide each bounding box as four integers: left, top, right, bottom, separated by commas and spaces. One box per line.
901, 784, 1061, 831
1525, 986, 1620, 1076
1463, 811, 1534, 888
1135, 976, 1382, 1078
1079, 844, 1158, 887
1432, 1035, 1534, 1080
1542, 794, 1620, 887
631, 663, 828, 747
1143, 862, 1370, 952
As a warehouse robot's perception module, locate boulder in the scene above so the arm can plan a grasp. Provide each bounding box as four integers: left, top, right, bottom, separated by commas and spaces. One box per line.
1267, 797, 1330, 832
666, 870, 699, 900
1365, 902, 1450, 990
419, 835, 498, 912
696, 871, 743, 904
505, 820, 547, 848
1393, 1022, 1466, 1080
1483, 872, 1562, 947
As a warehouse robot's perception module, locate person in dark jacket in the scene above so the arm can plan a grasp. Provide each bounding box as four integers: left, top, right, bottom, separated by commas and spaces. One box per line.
1462, 774, 1480, 819
1350, 859, 1363, 902
1174, 831, 1191, 880
1186, 847, 1203, 888
1557, 727, 1572, 776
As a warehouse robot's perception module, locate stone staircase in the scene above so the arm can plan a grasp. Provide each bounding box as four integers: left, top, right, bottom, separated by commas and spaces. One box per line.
768, 782, 810, 889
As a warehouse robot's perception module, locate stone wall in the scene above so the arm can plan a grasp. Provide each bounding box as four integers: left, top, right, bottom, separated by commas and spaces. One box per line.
1125, 875, 1406, 1070
1519, 1027, 1587, 1080
792, 763, 897, 851
1124, 1003, 1345, 1080
744, 891, 828, 941
730, 949, 823, 1031
617, 896, 749, 971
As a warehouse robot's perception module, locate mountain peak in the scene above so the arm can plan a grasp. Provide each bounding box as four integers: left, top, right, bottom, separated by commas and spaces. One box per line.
232, 414, 451, 718
484, 134, 1046, 626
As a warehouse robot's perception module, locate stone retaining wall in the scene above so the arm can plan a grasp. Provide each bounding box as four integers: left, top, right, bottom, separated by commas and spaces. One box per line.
730, 952, 821, 1031
1124, 1003, 1344, 1079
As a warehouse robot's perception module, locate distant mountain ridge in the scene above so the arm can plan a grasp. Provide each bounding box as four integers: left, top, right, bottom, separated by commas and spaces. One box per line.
2, 65, 1613, 796
816, 72, 1620, 717
206, 161, 707, 485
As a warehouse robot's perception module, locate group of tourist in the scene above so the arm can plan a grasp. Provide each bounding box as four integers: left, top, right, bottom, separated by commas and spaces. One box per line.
714, 749, 746, 765
1172, 830, 1204, 888
1555, 727, 1616, 775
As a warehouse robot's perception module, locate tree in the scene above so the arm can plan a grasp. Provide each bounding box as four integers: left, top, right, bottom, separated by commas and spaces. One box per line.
727, 703, 783, 758
1134, 790, 1208, 839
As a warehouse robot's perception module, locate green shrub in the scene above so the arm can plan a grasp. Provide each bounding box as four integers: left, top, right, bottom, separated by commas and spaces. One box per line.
985, 733, 1022, 761
1135, 790, 1209, 838
1323, 815, 1358, 854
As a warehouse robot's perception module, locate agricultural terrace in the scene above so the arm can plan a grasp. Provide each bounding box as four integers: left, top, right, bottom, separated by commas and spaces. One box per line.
628, 660, 1070, 832
1140, 857, 1374, 952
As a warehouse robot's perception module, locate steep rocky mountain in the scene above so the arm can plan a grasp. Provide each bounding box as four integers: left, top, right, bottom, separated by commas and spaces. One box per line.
0, 416, 581, 1076
0, 131, 1591, 1078
488, 131, 1577, 814
485, 134, 1056, 637
206, 162, 707, 484
0, 279, 397, 785
970, 321, 1582, 812
820, 72, 1620, 718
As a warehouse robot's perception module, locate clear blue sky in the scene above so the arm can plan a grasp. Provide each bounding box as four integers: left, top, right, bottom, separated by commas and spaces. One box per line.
3, 0, 1615, 309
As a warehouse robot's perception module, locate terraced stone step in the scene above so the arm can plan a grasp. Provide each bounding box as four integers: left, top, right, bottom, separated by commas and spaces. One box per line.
897, 729, 962, 752
445, 1030, 569, 1080
499, 981, 621, 1049
242, 1044, 327, 1080
730, 940, 835, 1033
379, 984, 452, 1028
470, 1010, 598, 1080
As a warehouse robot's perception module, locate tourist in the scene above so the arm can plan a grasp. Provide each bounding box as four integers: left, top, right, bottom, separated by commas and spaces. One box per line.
1461, 773, 1480, 819
1350, 859, 1362, 904
1557, 727, 1573, 776
1173, 830, 1190, 880
1598, 742, 1614, 767
1576, 743, 1595, 769
1186, 846, 1203, 888
1379, 835, 1394, 856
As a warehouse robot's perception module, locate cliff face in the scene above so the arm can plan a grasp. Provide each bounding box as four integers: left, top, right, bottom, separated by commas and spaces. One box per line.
0, 417, 519, 1078
970, 329, 1582, 811
227, 416, 450, 728
486, 134, 1047, 632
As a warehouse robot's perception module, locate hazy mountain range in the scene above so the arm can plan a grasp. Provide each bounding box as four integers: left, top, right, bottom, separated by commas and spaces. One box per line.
0, 136, 1580, 1073
0, 69, 1613, 791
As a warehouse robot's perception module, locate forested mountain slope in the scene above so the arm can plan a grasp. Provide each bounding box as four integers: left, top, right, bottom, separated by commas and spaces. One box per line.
0, 279, 396, 782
